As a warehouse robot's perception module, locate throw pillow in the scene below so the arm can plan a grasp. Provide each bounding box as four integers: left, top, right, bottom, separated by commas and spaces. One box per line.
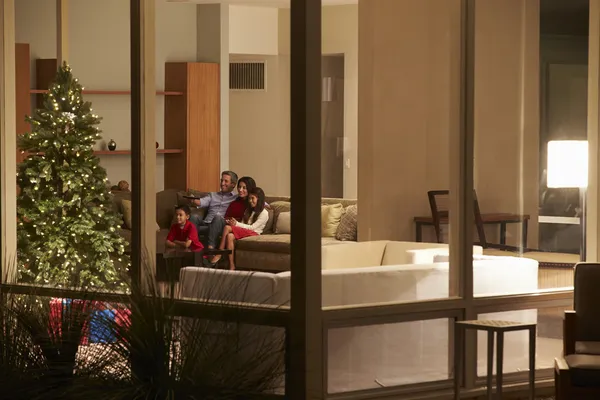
275, 211, 291, 234
321, 203, 344, 237
263, 208, 275, 234
121, 199, 161, 232
269, 201, 291, 230
335, 204, 358, 241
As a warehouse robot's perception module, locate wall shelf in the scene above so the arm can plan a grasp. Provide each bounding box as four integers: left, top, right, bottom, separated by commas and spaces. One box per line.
30, 89, 183, 96
95, 149, 183, 155
22, 149, 183, 156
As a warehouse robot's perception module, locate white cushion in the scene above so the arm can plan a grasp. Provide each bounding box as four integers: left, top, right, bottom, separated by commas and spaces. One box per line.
321, 241, 389, 270
380, 241, 450, 265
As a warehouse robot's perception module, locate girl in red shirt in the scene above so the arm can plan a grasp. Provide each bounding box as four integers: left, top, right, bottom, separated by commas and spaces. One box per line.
166, 205, 204, 251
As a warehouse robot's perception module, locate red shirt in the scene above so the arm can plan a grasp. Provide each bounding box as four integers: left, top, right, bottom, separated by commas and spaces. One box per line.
225, 197, 246, 221
166, 220, 204, 251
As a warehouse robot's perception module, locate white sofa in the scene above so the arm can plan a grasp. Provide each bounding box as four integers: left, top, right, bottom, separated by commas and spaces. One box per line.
179, 241, 539, 393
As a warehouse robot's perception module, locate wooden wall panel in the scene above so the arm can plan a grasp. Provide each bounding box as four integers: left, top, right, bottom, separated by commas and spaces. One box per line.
187, 63, 220, 192
164, 62, 188, 190
163, 62, 220, 192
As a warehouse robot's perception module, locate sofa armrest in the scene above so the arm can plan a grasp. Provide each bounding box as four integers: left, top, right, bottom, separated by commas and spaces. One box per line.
564, 310, 577, 356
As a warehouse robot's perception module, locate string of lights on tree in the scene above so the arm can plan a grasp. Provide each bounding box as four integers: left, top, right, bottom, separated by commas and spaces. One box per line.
17, 62, 130, 291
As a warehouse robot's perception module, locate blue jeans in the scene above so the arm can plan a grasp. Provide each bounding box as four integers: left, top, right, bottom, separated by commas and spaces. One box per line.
190, 214, 226, 248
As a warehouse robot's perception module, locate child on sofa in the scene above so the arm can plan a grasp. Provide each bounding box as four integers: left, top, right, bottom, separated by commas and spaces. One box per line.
166, 205, 204, 251
210, 187, 268, 270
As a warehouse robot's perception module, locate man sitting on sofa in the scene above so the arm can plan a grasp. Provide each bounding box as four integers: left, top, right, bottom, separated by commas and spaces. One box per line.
189, 170, 239, 249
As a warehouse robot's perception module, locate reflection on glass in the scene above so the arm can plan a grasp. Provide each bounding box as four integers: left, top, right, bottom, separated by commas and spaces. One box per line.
328, 319, 450, 393
477, 307, 565, 376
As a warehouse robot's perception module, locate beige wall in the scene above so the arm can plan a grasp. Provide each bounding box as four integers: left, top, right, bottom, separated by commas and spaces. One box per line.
228, 5, 357, 197
15, 0, 199, 191
473, 0, 539, 248
229, 5, 279, 55
229, 53, 290, 195
358, 0, 539, 245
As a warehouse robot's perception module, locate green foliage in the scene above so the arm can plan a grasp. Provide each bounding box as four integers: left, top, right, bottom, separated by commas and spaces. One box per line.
17, 62, 129, 291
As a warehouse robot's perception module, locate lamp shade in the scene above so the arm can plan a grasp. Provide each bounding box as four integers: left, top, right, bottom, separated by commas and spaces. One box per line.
547, 140, 588, 188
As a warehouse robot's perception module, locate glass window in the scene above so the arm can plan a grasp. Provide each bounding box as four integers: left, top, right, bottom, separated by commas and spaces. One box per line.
472, 0, 586, 295
477, 306, 568, 376
328, 318, 452, 393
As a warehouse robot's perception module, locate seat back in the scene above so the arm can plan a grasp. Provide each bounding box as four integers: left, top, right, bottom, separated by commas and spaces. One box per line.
427, 190, 488, 247
321, 241, 389, 270
574, 263, 600, 341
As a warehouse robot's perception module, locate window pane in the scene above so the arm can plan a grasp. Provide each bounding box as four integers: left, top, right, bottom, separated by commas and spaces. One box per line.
15, 1, 135, 293
477, 306, 567, 376
472, 1, 583, 296
323, 0, 459, 306
328, 318, 451, 393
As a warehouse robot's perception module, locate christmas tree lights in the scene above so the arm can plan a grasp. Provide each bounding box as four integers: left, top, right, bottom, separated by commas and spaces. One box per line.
17, 62, 130, 291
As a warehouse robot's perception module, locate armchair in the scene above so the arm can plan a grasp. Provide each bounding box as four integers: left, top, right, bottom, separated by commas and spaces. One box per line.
555, 263, 600, 399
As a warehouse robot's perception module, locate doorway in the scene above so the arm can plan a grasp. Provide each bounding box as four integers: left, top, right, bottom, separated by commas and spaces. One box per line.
321, 54, 345, 199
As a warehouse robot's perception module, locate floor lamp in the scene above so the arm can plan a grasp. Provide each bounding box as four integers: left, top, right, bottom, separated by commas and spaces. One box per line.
547, 140, 588, 261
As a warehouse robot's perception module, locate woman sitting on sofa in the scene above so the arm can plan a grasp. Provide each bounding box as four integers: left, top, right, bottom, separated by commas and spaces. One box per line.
226, 176, 256, 221
210, 187, 268, 270
205, 176, 256, 248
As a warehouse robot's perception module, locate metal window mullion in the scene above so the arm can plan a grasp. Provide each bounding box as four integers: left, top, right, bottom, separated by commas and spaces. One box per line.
449, 0, 476, 390
130, 0, 156, 292
287, 0, 323, 398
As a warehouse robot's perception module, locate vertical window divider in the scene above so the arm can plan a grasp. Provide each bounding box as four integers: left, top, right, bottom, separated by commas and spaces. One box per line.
450, 0, 477, 390
130, 0, 156, 293
0, 0, 16, 286
288, 0, 323, 398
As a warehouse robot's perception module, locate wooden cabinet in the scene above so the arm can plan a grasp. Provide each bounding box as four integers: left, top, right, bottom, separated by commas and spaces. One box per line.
163, 62, 220, 192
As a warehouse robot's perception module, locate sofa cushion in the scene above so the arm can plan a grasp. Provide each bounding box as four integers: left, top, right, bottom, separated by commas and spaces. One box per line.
119, 228, 169, 254
335, 204, 358, 241
322, 203, 344, 237
262, 208, 275, 234
110, 191, 131, 224
236, 234, 341, 254
275, 211, 291, 234
121, 199, 161, 232
156, 189, 179, 229
565, 354, 600, 387
321, 241, 389, 270
269, 201, 291, 228
576, 341, 600, 355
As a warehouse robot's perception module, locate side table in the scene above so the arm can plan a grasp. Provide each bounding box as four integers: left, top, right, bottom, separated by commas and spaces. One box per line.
454, 319, 536, 400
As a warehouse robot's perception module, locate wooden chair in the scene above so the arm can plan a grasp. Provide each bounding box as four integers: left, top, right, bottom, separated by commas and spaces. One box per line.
555, 263, 600, 399
427, 190, 488, 247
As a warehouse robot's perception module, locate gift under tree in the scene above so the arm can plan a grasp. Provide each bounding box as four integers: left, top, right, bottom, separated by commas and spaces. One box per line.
17, 62, 129, 291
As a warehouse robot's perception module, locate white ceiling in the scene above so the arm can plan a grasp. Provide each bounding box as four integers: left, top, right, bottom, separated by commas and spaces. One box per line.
168, 0, 357, 7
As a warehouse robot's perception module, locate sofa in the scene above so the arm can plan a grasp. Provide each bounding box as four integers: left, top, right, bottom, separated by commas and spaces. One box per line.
110, 189, 358, 269
110, 188, 182, 254
178, 241, 539, 393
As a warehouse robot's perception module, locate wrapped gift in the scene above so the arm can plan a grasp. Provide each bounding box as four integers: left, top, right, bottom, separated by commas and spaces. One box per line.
49, 298, 90, 345
49, 299, 131, 345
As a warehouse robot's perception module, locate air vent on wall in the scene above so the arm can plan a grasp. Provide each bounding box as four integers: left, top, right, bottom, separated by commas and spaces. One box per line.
230, 61, 266, 91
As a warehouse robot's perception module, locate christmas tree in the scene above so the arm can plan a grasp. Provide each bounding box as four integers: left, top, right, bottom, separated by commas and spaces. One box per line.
17, 62, 129, 291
